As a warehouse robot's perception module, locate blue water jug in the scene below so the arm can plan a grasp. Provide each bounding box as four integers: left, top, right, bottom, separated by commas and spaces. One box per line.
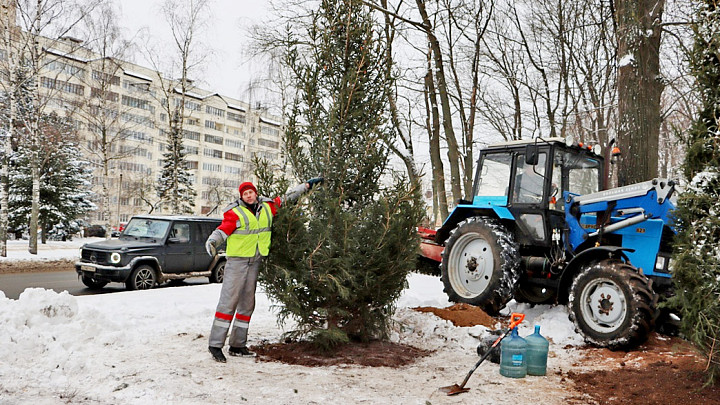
500, 328, 527, 378
525, 325, 549, 376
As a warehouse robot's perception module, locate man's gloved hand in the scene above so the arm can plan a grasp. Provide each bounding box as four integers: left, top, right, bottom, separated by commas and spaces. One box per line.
306, 177, 324, 189
205, 238, 217, 257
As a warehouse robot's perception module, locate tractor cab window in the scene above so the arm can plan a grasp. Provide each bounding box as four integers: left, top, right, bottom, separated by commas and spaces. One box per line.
564, 152, 601, 196
475, 153, 513, 197
513, 152, 547, 204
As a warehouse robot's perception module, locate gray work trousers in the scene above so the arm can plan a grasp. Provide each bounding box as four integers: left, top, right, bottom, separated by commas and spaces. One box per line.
208, 256, 262, 348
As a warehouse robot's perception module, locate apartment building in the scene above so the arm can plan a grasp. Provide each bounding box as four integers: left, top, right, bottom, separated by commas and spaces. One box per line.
2, 17, 284, 226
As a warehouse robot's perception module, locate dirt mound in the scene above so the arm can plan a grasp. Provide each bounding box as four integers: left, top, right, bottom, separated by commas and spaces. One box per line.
413, 303, 498, 328
253, 340, 432, 367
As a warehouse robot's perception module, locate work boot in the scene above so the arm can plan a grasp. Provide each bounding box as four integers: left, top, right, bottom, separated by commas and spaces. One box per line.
208, 346, 226, 363
228, 346, 256, 357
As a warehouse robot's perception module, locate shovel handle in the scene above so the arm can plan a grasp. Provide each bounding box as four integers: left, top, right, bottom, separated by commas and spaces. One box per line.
508, 313, 525, 330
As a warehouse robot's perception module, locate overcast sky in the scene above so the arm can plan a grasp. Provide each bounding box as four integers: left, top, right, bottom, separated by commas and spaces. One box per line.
116, 0, 270, 102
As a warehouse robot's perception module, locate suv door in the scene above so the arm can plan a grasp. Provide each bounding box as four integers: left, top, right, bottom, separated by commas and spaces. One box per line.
165, 221, 194, 273
193, 221, 220, 271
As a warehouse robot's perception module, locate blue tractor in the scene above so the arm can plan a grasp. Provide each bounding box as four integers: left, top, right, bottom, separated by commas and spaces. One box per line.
421, 137, 676, 349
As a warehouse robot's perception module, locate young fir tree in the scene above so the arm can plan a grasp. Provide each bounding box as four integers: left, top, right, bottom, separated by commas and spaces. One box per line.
258, 0, 424, 351
8, 112, 95, 241
156, 111, 196, 214
669, 0, 720, 385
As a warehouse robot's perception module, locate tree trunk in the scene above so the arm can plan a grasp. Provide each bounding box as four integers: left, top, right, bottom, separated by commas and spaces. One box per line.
416, 0, 462, 204
424, 50, 449, 222
615, 0, 664, 186
29, 156, 39, 254
0, 5, 13, 257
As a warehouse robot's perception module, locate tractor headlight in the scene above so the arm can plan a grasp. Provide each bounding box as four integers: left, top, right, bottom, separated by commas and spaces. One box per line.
110, 252, 122, 264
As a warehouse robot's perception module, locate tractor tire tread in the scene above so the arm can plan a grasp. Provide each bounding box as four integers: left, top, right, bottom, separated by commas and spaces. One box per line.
440, 217, 520, 315
569, 258, 657, 350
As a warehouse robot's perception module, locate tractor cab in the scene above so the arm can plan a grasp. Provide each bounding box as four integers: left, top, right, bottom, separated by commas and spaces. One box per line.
471, 138, 603, 250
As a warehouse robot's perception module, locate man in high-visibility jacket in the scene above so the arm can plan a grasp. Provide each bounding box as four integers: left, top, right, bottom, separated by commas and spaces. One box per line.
205, 178, 323, 363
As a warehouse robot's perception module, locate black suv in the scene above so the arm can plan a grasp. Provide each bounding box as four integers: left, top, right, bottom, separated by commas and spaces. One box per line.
75, 215, 225, 291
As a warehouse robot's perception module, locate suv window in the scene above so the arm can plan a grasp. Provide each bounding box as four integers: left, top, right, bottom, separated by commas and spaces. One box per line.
170, 223, 191, 243
124, 218, 171, 238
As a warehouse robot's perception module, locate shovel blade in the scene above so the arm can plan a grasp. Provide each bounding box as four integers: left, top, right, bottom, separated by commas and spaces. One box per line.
439, 384, 470, 396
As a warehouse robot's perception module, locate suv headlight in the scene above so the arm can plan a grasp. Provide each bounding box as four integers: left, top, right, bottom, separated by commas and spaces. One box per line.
110, 252, 122, 264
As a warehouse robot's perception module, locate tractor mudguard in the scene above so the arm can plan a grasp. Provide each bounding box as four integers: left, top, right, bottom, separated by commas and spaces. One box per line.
435, 197, 513, 243
556, 246, 635, 303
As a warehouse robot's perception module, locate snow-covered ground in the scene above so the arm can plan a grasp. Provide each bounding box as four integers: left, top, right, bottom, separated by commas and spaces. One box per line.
0, 238, 104, 261
0, 243, 587, 404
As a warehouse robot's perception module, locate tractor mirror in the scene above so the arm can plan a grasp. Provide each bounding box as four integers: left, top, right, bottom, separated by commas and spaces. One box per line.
525, 145, 539, 165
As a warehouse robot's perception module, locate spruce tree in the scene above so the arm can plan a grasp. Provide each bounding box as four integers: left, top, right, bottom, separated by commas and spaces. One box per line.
8, 113, 95, 241
670, 0, 720, 385
258, 0, 424, 351
156, 114, 196, 214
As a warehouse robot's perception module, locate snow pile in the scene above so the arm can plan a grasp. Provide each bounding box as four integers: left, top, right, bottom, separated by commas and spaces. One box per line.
0, 274, 585, 403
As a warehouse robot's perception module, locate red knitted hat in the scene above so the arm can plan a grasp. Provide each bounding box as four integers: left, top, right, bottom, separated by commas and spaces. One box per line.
238, 182, 257, 195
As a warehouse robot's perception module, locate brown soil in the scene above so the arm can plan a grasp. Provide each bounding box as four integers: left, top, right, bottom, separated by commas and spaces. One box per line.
566, 333, 720, 405
0, 259, 75, 274
251, 302, 719, 403
252, 304, 497, 368
252, 340, 432, 367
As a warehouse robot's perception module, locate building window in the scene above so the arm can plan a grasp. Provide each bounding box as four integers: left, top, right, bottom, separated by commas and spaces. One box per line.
204, 134, 223, 145
204, 148, 223, 158
206, 105, 225, 117
185, 161, 199, 170
182, 130, 201, 141
225, 166, 242, 175
40, 77, 84, 95
204, 120, 217, 130
257, 138, 280, 149
202, 162, 221, 172
260, 126, 280, 137
121, 94, 154, 113
46, 60, 86, 79
92, 70, 120, 85
227, 111, 245, 123
225, 138, 243, 149
174, 98, 201, 111
90, 87, 119, 102
224, 152, 243, 162
119, 129, 152, 144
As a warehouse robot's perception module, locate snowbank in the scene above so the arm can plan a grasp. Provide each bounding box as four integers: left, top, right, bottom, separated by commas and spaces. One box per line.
0, 274, 585, 404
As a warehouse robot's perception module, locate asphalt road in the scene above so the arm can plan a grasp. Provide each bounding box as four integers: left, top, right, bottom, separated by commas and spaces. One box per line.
0, 270, 210, 300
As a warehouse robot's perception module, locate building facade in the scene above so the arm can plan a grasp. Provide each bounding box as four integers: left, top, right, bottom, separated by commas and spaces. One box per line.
1, 14, 284, 226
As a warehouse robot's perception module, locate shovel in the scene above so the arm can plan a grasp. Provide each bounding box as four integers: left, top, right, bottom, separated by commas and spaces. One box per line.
440, 312, 525, 396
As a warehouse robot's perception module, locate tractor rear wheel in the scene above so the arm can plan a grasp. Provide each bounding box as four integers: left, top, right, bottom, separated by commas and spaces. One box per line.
440, 217, 520, 314
569, 259, 656, 349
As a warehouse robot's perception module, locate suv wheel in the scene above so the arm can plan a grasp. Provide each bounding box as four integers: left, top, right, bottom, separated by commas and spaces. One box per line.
209, 261, 225, 283
126, 265, 157, 291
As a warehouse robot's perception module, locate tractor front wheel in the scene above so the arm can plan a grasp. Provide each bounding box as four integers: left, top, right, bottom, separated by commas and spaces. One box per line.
569, 259, 656, 349
440, 217, 520, 314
